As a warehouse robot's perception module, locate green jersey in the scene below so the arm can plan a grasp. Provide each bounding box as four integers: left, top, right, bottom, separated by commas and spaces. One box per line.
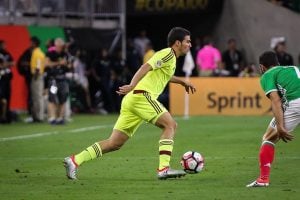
134, 48, 176, 99
260, 66, 300, 107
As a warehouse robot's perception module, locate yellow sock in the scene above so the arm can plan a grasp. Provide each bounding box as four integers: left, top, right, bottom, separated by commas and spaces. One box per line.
158, 139, 174, 170
74, 143, 102, 166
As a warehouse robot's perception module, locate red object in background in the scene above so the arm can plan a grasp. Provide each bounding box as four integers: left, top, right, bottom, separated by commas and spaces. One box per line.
0, 25, 30, 111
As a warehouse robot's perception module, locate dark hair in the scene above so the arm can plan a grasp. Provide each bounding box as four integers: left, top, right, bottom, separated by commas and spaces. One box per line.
167, 27, 190, 47
0, 57, 3, 64
31, 36, 40, 46
259, 51, 279, 68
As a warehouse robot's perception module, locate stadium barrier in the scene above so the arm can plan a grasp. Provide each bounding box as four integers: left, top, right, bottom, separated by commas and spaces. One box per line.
170, 77, 272, 116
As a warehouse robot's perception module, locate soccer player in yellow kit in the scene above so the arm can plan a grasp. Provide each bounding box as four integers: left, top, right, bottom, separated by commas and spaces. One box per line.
64, 27, 196, 180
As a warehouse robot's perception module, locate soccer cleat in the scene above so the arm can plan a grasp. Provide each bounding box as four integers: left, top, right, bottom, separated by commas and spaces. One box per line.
246, 178, 269, 187
157, 167, 186, 180
63, 155, 78, 180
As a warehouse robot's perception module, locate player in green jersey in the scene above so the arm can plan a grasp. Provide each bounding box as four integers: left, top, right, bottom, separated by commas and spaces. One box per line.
247, 51, 298, 187
64, 27, 196, 180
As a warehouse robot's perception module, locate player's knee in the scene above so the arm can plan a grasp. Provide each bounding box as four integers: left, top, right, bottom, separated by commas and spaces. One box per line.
109, 141, 124, 151
173, 121, 178, 131
165, 120, 177, 132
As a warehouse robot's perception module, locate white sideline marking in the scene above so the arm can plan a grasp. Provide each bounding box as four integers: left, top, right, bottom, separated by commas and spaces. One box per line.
0, 131, 59, 141
0, 125, 112, 142
68, 125, 110, 133
0, 117, 195, 142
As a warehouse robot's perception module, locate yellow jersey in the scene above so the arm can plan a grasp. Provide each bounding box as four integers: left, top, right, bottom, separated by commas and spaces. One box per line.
135, 47, 176, 99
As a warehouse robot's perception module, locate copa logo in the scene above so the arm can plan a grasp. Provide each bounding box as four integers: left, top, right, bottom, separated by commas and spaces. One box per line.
207, 92, 264, 113
155, 60, 162, 68
135, 0, 209, 11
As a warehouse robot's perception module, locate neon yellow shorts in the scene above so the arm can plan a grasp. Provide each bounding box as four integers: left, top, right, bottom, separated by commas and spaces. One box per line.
113, 91, 167, 137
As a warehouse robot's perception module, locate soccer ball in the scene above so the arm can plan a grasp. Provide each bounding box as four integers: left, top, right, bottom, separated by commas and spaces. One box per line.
180, 151, 204, 174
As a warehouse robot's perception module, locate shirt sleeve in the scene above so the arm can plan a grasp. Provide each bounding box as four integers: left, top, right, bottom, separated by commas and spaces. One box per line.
260, 71, 278, 96
147, 49, 170, 70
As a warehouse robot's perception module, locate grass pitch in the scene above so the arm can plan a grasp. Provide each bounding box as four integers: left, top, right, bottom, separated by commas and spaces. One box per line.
0, 115, 299, 200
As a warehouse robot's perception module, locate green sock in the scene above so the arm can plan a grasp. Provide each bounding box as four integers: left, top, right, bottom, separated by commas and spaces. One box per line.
74, 143, 102, 166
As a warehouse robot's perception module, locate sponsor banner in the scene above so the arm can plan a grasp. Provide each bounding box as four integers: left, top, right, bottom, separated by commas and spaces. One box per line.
170, 77, 272, 116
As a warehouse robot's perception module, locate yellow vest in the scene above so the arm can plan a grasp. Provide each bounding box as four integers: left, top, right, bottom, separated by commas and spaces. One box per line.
30, 47, 45, 74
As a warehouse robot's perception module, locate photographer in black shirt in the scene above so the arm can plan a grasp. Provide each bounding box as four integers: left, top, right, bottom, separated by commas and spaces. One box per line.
45, 38, 71, 125
0, 58, 12, 123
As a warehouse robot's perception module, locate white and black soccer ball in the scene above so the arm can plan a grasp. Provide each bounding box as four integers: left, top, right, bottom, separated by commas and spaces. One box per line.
180, 151, 204, 174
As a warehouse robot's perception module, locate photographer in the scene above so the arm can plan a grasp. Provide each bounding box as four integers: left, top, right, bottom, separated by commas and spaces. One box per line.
0, 58, 12, 123
0, 40, 14, 123
45, 38, 71, 125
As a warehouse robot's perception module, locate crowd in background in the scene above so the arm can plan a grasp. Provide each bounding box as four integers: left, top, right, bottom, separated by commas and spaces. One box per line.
1, 30, 300, 125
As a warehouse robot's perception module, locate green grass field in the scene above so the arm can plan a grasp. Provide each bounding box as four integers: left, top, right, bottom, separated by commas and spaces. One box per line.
0, 115, 299, 200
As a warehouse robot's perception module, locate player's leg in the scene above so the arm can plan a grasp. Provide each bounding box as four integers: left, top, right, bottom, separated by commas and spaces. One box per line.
247, 101, 300, 187
135, 94, 177, 171
155, 112, 186, 179
259, 126, 277, 183
247, 121, 277, 187
74, 129, 129, 165
64, 129, 129, 180
155, 112, 177, 170
64, 96, 142, 179
129, 92, 185, 179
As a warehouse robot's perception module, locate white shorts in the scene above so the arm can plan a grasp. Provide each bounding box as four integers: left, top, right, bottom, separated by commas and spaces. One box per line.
269, 98, 300, 132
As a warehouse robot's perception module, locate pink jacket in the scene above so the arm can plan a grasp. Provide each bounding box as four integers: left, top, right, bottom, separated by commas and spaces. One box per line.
196, 45, 221, 70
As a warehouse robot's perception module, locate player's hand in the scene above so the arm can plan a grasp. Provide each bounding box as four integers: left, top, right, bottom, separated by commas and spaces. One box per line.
183, 82, 196, 94
277, 126, 294, 143
116, 84, 134, 95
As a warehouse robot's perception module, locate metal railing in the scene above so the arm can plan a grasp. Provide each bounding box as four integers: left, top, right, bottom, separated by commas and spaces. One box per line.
0, 0, 126, 59
0, 0, 125, 26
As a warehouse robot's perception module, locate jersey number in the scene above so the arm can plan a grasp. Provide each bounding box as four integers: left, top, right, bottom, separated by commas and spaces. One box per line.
293, 66, 300, 78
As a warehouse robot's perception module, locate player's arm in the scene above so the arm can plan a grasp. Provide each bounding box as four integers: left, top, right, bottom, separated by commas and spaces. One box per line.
170, 76, 196, 94
268, 91, 294, 142
117, 63, 152, 95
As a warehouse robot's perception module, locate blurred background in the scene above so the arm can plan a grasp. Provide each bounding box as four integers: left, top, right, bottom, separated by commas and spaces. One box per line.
0, 0, 300, 124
